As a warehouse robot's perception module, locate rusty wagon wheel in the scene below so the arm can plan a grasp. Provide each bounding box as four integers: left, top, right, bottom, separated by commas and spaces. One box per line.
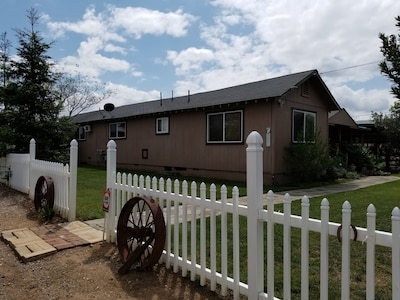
34, 176, 54, 212
117, 196, 166, 274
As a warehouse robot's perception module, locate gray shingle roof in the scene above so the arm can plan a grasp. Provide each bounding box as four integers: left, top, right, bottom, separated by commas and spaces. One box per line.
73, 69, 339, 124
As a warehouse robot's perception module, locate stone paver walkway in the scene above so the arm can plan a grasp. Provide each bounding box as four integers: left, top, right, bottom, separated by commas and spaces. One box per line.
1, 221, 103, 262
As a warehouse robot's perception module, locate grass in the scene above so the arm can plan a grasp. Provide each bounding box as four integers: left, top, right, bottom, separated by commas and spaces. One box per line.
76, 166, 399, 299
76, 165, 342, 220
76, 166, 107, 220
171, 178, 400, 299
270, 181, 400, 299
76, 165, 248, 220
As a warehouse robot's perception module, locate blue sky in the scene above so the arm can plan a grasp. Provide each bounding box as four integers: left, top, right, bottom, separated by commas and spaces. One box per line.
1, 0, 400, 120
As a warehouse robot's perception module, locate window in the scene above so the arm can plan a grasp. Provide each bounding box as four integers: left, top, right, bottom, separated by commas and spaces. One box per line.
78, 126, 86, 140
109, 122, 126, 139
207, 110, 243, 143
292, 110, 316, 143
156, 117, 169, 134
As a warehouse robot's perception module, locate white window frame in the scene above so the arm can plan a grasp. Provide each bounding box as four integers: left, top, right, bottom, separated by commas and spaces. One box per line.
78, 126, 86, 140
292, 109, 316, 143
109, 122, 126, 139
156, 117, 169, 134
207, 110, 243, 143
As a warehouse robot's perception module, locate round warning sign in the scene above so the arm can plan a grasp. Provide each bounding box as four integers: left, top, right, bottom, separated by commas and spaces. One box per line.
102, 189, 111, 212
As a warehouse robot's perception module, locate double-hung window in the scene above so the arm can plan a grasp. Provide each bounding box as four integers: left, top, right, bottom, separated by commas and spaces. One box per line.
292, 110, 316, 143
156, 117, 169, 134
207, 110, 243, 143
109, 122, 126, 139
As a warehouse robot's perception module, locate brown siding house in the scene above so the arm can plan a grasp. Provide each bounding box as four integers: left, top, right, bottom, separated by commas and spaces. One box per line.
73, 69, 340, 184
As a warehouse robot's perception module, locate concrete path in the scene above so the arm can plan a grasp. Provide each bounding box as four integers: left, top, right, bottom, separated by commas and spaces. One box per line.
85, 175, 400, 230
238, 175, 400, 206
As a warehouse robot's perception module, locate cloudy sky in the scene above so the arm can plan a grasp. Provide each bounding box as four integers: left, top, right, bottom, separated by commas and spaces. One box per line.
1, 0, 400, 120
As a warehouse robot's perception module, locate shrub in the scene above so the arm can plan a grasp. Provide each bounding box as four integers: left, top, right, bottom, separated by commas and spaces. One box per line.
284, 133, 332, 183
341, 142, 384, 172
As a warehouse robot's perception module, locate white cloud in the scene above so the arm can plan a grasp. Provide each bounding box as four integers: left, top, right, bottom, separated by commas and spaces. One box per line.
103, 43, 126, 54
102, 82, 159, 107
167, 47, 214, 75
48, 6, 123, 42
331, 85, 395, 120
108, 6, 196, 38
166, 0, 400, 119
47, 4, 197, 95
42, 1, 400, 119
56, 37, 130, 78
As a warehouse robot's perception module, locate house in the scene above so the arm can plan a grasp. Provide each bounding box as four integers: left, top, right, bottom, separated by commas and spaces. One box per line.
328, 108, 360, 154
73, 69, 340, 185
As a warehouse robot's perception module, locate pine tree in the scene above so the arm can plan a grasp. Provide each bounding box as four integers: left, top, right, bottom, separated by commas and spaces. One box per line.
0, 8, 75, 160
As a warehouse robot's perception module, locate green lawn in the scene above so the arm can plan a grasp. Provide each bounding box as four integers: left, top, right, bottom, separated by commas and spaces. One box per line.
76, 166, 107, 220
76, 166, 399, 299
270, 180, 400, 299
76, 165, 247, 220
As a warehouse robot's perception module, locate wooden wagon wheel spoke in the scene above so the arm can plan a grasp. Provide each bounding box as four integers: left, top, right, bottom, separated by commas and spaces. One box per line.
117, 196, 166, 274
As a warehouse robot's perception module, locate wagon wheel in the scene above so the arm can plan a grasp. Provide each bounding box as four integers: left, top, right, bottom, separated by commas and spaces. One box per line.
117, 196, 166, 274
34, 176, 55, 212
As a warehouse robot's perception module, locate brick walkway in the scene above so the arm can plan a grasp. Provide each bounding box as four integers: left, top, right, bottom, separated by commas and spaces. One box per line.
31, 224, 89, 250
1, 221, 103, 262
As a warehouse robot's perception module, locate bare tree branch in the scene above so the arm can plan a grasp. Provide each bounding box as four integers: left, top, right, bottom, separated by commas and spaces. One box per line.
56, 74, 114, 116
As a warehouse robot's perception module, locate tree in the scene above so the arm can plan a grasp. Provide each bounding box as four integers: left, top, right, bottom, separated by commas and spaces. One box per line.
379, 15, 400, 100
56, 73, 113, 116
0, 32, 12, 87
0, 8, 75, 161
375, 15, 400, 171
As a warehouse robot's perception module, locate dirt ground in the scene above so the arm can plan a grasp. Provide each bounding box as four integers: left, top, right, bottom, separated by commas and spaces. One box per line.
0, 183, 228, 300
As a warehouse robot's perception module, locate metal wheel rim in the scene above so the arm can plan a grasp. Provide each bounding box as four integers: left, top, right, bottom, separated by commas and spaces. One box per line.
117, 196, 166, 272
34, 176, 54, 212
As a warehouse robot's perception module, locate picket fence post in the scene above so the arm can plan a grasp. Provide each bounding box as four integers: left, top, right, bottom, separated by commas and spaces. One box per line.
392, 207, 400, 299
68, 139, 78, 221
106, 140, 117, 242
246, 131, 264, 300
28, 138, 36, 198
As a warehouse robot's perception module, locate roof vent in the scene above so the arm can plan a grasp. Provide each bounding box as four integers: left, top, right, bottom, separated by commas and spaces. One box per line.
104, 103, 115, 112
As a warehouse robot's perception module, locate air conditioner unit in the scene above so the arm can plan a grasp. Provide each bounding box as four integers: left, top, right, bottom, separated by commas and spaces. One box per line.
84, 125, 92, 132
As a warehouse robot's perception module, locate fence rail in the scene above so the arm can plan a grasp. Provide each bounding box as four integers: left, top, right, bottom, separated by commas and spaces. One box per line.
104, 131, 400, 299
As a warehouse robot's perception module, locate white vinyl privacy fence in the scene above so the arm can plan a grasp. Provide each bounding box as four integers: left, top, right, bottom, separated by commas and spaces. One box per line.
0, 139, 77, 221
103, 131, 399, 299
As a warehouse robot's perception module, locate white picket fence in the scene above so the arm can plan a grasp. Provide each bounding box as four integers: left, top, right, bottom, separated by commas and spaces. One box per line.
4, 153, 30, 193
0, 139, 78, 221
103, 131, 400, 299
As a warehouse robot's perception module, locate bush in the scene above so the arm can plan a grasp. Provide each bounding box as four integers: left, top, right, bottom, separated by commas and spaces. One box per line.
285, 134, 332, 183
341, 142, 384, 173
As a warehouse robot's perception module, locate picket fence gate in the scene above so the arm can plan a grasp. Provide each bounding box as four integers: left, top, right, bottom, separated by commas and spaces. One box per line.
0, 139, 78, 221
103, 131, 400, 299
